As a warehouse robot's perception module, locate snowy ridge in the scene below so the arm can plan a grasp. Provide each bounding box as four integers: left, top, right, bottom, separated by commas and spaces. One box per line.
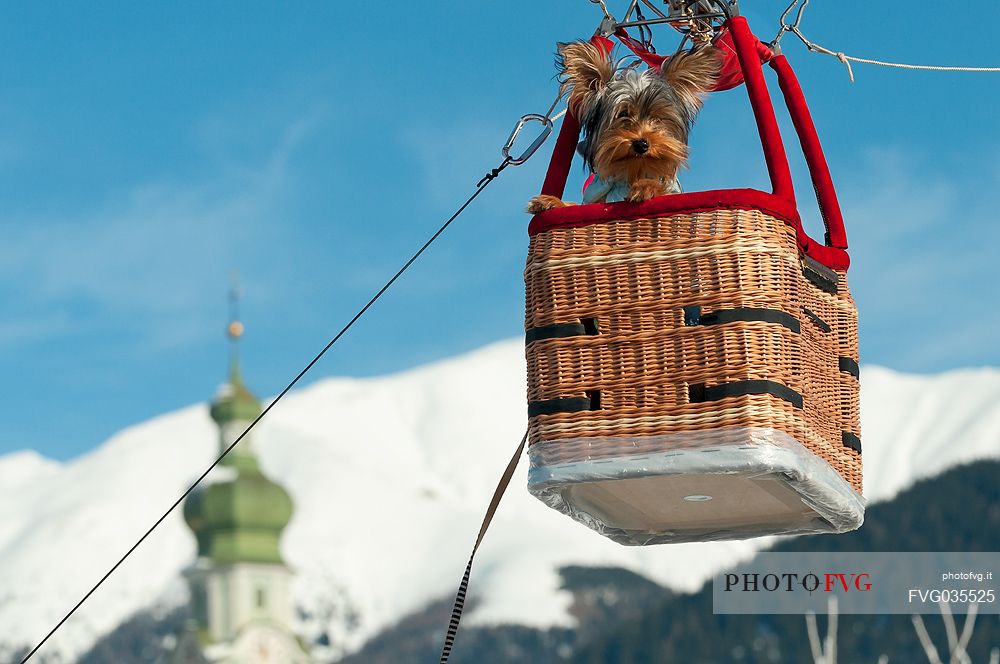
1, 339, 998, 662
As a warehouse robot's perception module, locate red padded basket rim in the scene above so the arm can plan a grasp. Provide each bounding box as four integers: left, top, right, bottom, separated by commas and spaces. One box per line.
528, 188, 849, 271
528, 188, 793, 234
527, 188, 848, 271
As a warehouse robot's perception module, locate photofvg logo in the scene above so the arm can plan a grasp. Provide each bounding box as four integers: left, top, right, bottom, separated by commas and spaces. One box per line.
712, 553, 1000, 615
723, 572, 873, 594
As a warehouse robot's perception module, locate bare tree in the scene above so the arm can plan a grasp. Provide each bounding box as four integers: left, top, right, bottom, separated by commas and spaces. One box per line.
911, 601, 997, 664
802, 597, 997, 664
804, 595, 891, 664
806, 596, 838, 664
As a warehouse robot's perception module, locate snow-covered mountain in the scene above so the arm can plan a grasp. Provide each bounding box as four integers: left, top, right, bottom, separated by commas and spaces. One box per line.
1, 339, 998, 662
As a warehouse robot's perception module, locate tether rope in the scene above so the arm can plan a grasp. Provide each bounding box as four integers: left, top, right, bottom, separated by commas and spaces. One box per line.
18, 156, 516, 664
772, 0, 1000, 82
439, 431, 528, 664
788, 28, 1000, 83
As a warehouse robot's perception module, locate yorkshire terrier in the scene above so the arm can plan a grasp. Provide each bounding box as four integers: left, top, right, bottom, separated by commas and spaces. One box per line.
528, 40, 720, 213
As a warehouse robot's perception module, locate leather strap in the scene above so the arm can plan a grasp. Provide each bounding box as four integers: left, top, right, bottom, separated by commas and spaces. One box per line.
439, 431, 528, 663
839, 357, 860, 379
842, 431, 862, 453
689, 379, 804, 409
683, 305, 800, 334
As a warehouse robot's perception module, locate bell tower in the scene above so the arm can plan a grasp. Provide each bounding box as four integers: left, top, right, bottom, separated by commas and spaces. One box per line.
179, 286, 312, 663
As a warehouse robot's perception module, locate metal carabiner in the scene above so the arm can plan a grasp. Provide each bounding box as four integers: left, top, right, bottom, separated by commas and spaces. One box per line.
502, 114, 554, 166
772, 0, 807, 47
590, 0, 614, 21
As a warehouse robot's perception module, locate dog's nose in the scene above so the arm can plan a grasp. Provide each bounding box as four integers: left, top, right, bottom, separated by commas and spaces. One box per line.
632, 139, 650, 155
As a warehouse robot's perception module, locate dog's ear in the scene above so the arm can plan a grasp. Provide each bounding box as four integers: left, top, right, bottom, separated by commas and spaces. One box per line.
557, 40, 615, 114
660, 45, 721, 113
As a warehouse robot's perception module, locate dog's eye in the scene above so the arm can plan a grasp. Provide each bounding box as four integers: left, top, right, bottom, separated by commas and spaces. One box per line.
617, 110, 631, 120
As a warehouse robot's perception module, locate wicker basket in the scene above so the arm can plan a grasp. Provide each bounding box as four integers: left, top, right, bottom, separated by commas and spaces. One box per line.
525, 17, 863, 545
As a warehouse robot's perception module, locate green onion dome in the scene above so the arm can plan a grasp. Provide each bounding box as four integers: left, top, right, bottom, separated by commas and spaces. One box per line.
183, 466, 293, 565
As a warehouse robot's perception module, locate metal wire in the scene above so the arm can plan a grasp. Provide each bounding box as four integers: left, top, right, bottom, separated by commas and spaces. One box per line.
15, 133, 541, 664
634, 3, 656, 52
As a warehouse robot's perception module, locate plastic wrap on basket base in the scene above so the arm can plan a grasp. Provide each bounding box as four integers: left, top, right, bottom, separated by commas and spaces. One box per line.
527, 427, 865, 546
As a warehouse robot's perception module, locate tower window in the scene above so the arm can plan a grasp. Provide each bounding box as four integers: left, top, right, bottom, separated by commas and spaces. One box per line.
192, 586, 207, 622
255, 587, 267, 609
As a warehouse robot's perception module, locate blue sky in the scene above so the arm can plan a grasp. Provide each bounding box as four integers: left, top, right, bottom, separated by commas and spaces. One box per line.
2, 1, 998, 460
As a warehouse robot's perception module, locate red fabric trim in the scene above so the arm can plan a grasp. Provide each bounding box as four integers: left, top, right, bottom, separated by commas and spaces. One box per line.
770, 55, 848, 250
711, 26, 775, 91
614, 29, 668, 69
800, 240, 850, 271
709, 27, 744, 90
591, 35, 614, 55
611, 26, 774, 92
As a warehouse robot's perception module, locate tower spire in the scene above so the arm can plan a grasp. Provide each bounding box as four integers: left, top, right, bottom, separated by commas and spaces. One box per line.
227, 272, 245, 383
210, 276, 262, 447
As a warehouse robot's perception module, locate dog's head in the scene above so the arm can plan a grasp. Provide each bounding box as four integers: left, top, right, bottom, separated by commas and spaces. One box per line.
557, 41, 720, 185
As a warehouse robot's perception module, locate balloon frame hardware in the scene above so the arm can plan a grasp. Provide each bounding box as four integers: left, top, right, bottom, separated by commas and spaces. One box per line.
592, 0, 739, 39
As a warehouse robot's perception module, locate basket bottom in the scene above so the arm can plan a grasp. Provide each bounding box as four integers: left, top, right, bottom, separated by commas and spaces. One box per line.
527, 427, 864, 546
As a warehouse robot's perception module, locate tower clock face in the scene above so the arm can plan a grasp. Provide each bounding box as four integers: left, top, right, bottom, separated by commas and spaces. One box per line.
231, 623, 307, 663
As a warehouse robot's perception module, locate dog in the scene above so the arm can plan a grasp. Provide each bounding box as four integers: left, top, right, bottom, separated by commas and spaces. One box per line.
527, 40, 720, 213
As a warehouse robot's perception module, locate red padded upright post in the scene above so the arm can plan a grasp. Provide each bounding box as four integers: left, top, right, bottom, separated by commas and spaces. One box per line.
726, 16, 795, 202
540, 111, 581, 199
770, 55, 848, 251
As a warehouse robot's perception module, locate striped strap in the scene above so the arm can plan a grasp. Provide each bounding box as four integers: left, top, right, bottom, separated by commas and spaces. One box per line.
439, 431, 528, 663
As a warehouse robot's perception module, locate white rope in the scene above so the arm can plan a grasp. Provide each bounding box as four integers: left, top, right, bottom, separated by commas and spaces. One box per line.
800, 34, 1000, 82
776, 2, 1000, 83
838, 54, 1000, 74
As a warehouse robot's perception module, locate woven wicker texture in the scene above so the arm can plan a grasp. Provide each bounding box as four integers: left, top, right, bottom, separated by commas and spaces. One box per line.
524, 208, 862, 492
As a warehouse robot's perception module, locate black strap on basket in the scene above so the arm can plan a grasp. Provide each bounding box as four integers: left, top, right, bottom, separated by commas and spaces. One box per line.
439, 431, 528, 663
